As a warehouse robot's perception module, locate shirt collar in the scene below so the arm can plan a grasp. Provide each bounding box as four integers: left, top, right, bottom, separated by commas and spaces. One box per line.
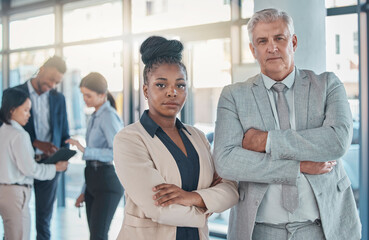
140, 110, 190, 138
261, 67, 296, 90
27, 79, 50, 97
10, 120, 24, 131
93, 101, 110, 118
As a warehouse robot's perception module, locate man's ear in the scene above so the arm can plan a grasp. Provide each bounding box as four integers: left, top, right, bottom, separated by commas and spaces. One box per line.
249, 43, 257, 59
292, 34, 298, 52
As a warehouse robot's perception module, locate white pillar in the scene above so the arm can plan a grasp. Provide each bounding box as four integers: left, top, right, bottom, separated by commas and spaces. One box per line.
254, 0, 326, 73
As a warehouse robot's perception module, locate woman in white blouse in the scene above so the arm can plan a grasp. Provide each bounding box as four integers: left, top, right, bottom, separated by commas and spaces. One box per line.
0, 88, 68, 240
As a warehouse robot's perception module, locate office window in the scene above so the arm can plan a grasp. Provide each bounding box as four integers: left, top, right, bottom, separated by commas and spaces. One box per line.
63, 40, 123, 133
0, 24, 2, 51
11, 0, 45, 8
241, 25, 256, 63
9, 49, 55, 87
63, 0, 122, 43
132, 0, 230, 33
354, 31, 358, 55
187, 38, 231, 237
335, 34, 340, 54
325, 0, 357, 8
0, 56, 2, 104
9, 10, 54, 49
241, 0, 254, 19
190, 38, 231, 132
326, 13, 359, 205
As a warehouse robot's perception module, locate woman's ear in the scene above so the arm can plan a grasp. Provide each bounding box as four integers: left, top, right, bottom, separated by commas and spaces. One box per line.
143, 84, 148, 99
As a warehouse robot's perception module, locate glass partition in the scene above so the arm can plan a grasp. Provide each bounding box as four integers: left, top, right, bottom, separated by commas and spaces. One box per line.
325, 0, 357, 8
132, 0, 230, 33
63, 0, 122, 43
11, 0, 45, 8
188, 38, 231, 237
9, 10, 54, 49
326, 13, 359, 205
241, 0, 254, 19
9, 49, 55, 87
63, 40, 123, 134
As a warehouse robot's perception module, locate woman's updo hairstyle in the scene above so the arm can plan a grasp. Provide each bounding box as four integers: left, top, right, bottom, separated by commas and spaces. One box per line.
140, 36, 187, 84
80, 72, 117, 110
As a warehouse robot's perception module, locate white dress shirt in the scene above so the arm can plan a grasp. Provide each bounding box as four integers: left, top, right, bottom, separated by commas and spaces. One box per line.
256, 68, 320, 224
0, 120, 56, 185
27, 80, 51, 154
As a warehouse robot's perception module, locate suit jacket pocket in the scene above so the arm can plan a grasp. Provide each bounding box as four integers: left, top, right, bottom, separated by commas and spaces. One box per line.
124, 213, 158, 228
337, 175, 351, 192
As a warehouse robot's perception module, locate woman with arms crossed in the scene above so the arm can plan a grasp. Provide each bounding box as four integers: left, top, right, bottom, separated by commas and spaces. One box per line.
66, 73, 124, 240
113, 36, 239, 240
0, 88, 68, 240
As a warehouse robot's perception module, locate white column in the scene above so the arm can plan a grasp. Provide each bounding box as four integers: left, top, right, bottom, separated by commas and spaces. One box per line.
254, 0, 326, 73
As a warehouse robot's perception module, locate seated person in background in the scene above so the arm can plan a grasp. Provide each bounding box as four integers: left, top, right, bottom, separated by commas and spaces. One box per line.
0, 88, 68, 240
66, 72, 124, 240
113, 36, 239, 240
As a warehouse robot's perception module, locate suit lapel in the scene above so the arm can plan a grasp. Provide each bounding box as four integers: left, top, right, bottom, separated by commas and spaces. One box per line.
49, 91, 55, 142
294, 69, 310, 131
251, 75, 276, 131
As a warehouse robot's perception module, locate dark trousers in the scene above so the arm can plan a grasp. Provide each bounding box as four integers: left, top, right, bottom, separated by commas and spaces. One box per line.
85, 165, 124, 240
34, 172, 60, 240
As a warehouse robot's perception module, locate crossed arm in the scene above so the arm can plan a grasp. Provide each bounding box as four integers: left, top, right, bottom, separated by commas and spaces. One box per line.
214, 75, 352, 184
113, 129, 238, 227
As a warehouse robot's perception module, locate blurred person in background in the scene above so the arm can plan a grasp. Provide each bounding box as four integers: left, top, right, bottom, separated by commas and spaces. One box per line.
66, 72, 124, 240
15, 55, 70, 240
0, 88, 68, 240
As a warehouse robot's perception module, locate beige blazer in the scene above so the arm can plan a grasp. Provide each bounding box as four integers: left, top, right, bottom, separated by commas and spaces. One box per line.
113, 121, 239, 240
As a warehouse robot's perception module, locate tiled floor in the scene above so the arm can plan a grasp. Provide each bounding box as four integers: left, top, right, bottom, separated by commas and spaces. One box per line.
0, 195, 225, 239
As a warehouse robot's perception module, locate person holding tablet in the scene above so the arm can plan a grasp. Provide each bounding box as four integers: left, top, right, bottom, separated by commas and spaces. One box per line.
0, 88, 68, 240
66, 72, 124, 240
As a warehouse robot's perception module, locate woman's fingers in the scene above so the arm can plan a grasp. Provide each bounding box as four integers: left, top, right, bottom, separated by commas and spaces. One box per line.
153, 184, 178, 200
155, 192, 180, 206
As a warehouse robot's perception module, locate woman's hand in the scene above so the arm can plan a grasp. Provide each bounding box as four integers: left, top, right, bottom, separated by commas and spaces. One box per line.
153, 184, 205, 208
65, 139, 85, 153
75, 193, 85, 208
210, 172, 222, 187
55, 161, 68, 172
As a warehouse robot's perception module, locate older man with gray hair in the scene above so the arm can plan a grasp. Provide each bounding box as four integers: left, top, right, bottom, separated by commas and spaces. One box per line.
214, 8, 361, 240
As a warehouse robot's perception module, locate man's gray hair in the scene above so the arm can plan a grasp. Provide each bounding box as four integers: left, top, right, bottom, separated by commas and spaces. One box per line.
248, 8, 295, 45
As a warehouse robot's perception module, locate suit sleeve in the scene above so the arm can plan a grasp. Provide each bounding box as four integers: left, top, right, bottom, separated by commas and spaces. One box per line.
214, 85, 300, 185
192, 128, 239, 214
268, 72, 353, 162
113, 129, 206, 227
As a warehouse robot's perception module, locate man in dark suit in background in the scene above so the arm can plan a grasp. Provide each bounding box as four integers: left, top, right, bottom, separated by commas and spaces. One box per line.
16, 56, 70, 240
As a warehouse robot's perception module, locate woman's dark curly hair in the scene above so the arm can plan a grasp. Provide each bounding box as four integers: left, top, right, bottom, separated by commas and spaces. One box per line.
140, 36, 187, 84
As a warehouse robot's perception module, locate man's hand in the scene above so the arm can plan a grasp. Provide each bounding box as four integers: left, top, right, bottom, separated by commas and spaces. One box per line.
33, 140, 58, 156
242, 128, 268, 153
153, 184, 206, 208
300, 161, 337, 174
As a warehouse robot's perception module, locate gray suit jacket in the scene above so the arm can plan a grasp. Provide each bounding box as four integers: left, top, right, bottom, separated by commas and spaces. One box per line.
214, 69, 361, 240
